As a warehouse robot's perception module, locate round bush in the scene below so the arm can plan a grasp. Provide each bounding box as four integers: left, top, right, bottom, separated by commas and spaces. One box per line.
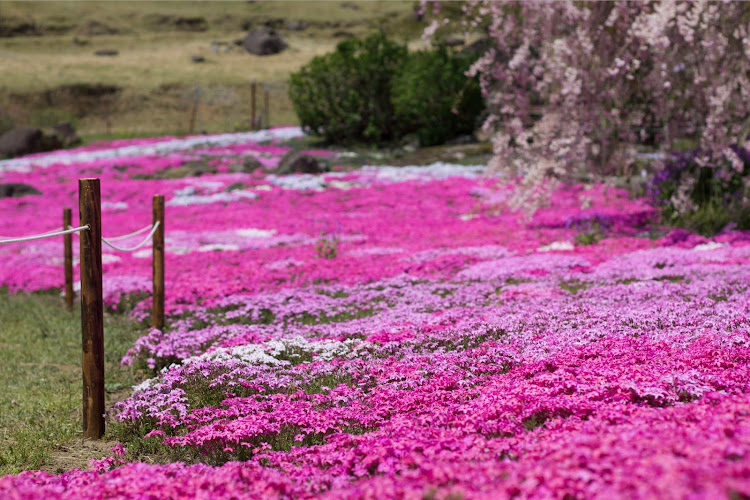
288, 31, 408, 144
391, 45, 484, 147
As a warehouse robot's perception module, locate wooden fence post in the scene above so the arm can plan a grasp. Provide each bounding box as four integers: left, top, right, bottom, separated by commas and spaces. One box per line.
263, 85, 270, 129
251, 79, 257, 131
79, 178, 104, 440
63, 208, 74, 311
189, 84, 201, 134
152, 194, 165, 331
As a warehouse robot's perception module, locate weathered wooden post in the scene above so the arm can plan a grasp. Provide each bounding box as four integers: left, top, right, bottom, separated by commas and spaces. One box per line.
63, 208, 74, 311
189, 84, 201, 134
79, 178, 104, 440
152, 194, 165, 331
263, 85, 270, 129
251, 79, 257, 130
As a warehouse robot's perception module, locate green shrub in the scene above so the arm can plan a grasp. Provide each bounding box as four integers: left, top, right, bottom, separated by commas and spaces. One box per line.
288, 31, 408, 144
288, 32, 486, 147
391, 45, 484, 146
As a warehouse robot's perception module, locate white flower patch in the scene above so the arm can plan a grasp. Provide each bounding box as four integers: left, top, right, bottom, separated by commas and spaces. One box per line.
538, 241, 575, 252
408, 245, 511, 263
348, 247, 404, 257
263, 336, 353, 361
0, 127, 305, 173
266, 258, 304, 270
197, 244, 240, 253
200, 345, 282, 365
132, 376, 161, 394
267, 174, 329, 191
167, 187, 257, 206
692, 242, 726, 252
191, 336, 357, 366
236, 228, 276, 238
328, 180, 356, 190
101, 201, 128, 211
102, 254, 122, 264
361, 162, 485, 182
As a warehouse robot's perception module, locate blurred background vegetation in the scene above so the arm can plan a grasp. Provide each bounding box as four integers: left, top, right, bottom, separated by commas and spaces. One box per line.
0, 1, 433, 140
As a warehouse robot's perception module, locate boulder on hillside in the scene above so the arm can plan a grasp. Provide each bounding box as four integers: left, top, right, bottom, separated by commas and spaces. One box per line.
242, 28, 287, 56
0, 183, 42, 198
52, 122, 81, 148
276, 150, 330, 175
0, 127, 43, 158
285, 20, 306, 31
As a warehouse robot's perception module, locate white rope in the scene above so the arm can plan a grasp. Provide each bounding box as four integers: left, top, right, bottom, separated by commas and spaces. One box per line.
103, 224, 155, 241
0, 225, 89, 244
101, 222, 160, 252
0, 227, 63, 239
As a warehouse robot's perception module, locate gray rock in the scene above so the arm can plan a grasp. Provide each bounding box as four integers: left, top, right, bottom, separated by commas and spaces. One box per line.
0, 183, 42, 198
191, 55, 206, 63
242, 28, 287, 56
445, 134, 478, 146
94, 49, 119, 56
276, 150, 330, 175
0, 128, 43, 158
175, 17, 208, 32
443, 35, 465, 47
285, 20, 306, 31
230, 155, 264, 174
52, 122, 81, 148
224, 181, 249, 192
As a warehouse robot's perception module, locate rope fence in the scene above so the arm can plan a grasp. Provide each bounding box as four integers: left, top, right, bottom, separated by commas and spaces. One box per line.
66, 221, 161, 252
102, 222, 160, 252
0, 178, 165, 441
0, 225, 89, 244
102, 223, 154, 241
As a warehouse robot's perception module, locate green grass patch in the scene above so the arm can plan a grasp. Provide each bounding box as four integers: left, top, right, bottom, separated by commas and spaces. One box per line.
654, 275, 685, 283
559, 280, 590, 295
0, 292, 146, 475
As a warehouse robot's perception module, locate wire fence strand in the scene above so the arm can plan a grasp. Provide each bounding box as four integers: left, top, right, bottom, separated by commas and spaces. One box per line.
0, 225, 89, 245
101, 222, 160, 252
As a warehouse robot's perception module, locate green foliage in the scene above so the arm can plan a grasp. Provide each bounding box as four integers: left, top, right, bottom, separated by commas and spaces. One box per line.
574, 221, 605, 246
315, 234, 339, 259
288, 31, 408, 144
650, 148, 750, 236
288, 32, 485, 146
391, 45, 484, 146
28, 107, 78, 129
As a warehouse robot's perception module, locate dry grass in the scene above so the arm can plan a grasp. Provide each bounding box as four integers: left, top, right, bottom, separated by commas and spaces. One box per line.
0, 1, 429, 138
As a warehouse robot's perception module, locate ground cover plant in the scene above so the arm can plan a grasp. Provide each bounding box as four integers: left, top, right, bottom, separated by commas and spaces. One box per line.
1, 127, 750, 498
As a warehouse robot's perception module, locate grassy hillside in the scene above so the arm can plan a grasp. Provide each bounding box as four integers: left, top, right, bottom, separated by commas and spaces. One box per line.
0, 1, 427, 139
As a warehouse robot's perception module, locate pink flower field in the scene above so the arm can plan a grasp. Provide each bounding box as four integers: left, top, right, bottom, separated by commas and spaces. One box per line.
1, 128, 750, 499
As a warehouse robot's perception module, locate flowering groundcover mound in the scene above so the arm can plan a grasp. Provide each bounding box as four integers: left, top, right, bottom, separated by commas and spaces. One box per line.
1, 128, 750, 499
